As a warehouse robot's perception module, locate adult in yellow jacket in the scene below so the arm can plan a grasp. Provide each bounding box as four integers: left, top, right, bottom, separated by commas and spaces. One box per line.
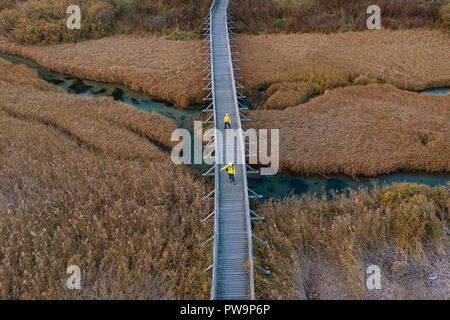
221, 162, 236, 184
224, 113, 231, 129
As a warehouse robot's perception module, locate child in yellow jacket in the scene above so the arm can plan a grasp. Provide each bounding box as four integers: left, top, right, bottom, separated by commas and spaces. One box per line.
224, 113, 231, 129
221, 162, 235, 184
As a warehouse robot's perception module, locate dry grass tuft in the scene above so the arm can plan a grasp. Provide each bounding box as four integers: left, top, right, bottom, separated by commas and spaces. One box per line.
250, 84, 450, 176
0, 81, 177, 155
0, 0, 116, 45
0, 59, 213, 299
0, 0, 210, 45
253, 183, 449, 299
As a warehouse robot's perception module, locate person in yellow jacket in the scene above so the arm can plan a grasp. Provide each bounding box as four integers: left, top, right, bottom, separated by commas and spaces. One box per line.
221, 162, 235, 184
224, 113, 231, 129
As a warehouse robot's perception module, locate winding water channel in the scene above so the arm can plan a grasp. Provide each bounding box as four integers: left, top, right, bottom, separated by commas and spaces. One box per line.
2, 52, 449, 199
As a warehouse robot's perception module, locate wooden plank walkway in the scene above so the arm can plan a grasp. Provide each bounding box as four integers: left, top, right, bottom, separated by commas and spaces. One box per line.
207, 0, 255, 300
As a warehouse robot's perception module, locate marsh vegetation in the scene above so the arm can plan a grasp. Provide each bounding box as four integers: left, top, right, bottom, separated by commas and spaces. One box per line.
251, 84, 450, 177
0, 59, 213, 299
0, 56, 448, 300
0, 0, 448, 45
253, 183, 449, 299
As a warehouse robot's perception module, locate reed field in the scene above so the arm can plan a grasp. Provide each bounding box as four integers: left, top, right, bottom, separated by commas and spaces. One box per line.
0, 59, 177, 151
253, 183, 449, 299
0, 59, 214, 299
0, 60, 448, 300
1, 29, 449, 109
0, 35, 204, 108
239, 29, 450, 109
1, 0, 449, 301
250, 84, 450, 177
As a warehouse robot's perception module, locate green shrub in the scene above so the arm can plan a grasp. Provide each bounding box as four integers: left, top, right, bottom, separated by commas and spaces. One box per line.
377, 183, 446, 254
0, 0, 115, 45
166, 28, 200, 41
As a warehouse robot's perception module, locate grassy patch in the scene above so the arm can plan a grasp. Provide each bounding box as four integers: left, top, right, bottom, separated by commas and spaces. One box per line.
166, 28, 201, 41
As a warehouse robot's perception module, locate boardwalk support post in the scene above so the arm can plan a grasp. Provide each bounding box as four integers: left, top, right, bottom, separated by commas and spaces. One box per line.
255, 265, 271, 275
246, 164, 259, 175
201, 211, 215, 223
201, 189, 215, 201
203, 102, 214, 113
203, 264, 213, 273
250, 210, 265, 221
248, 188, 263, 199
202, 166, 215, 177
252, 234, 268, 245
199, 235, 215, 248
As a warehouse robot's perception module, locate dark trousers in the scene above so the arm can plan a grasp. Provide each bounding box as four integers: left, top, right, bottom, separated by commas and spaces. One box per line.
224, 122, 231, 129
228, 173, 235, 183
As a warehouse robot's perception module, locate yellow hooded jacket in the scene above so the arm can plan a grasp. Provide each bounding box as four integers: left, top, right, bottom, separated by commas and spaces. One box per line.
221, 163, 235, 175
224, 114, 231, 124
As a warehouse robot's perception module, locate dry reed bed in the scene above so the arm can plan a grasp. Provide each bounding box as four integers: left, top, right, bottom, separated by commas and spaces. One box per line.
253, 183, 449, 299
0, 60, 213, 299
0, 35, 204, 108
1, 60, 448, 299
250, 84, 450, 177
0, 59, 177, 154
0, 111, 213, 299
1, 30, 449, 109
239, 30, 450, 109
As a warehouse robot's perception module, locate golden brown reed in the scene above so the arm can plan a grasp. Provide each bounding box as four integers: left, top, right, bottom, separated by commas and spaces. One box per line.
0, 60, 213, 299
0, 57, 57, 92
1, 29, 449, 109
250, 84, 450, 177
253, 183, 449, 299
0, 59, 177, 153
1, 60, 448, 299
0, 35, 204, 108
239, 29, 450, 109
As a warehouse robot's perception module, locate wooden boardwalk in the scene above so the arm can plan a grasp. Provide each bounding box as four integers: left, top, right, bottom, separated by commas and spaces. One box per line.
204, 0, 255, 300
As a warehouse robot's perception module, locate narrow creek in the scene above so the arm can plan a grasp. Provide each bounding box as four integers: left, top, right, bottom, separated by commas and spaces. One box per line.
2, 52, 449, 199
